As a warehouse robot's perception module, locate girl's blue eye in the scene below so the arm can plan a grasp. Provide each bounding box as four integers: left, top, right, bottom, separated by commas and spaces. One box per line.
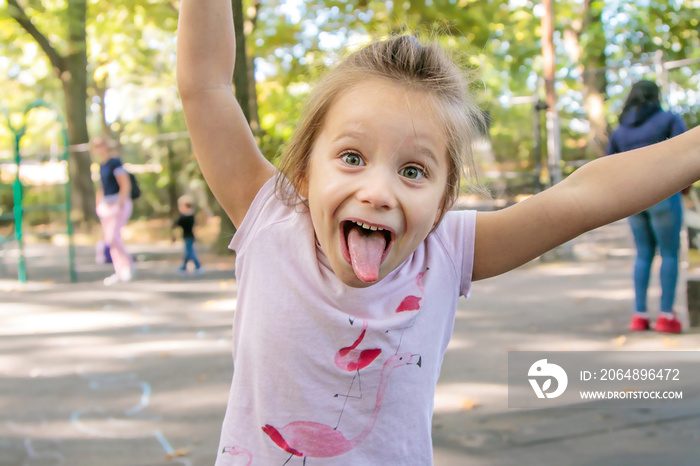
399, 165, 426, 180
341, 152, 364, 166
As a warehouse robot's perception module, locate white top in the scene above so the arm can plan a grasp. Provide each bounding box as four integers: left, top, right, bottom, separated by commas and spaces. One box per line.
216, 176, 477, 465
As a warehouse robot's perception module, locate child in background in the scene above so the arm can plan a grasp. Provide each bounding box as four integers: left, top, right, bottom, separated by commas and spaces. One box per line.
177, 1, 700, 463
172, 194, 203, 275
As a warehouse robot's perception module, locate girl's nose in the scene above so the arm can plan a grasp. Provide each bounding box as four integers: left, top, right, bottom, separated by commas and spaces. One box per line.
356, 169, 397, 209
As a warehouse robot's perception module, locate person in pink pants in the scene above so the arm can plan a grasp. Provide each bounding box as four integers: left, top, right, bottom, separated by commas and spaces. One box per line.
93, 136, 134, 285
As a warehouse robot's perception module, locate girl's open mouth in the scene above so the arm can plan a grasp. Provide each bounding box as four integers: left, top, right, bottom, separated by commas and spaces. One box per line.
340, 220, 394, 283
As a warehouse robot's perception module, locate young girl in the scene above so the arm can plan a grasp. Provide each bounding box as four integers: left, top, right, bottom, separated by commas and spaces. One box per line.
177, 1, 700, 464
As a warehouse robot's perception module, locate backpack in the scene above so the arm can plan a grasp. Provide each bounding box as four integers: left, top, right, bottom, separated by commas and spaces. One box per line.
128, 172, 141, 200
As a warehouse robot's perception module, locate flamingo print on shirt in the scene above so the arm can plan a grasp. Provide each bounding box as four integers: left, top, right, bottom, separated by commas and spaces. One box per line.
221, 445, 253, 465
334, 319, 382, 372
396, 270, 426, 313
389, 269, 427, 353
262, 352, 421, 465
262, 270, 428, 464
333, 319, 382, 429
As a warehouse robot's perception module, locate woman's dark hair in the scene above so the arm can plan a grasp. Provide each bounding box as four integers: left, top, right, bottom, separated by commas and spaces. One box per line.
619, 80, 660, 123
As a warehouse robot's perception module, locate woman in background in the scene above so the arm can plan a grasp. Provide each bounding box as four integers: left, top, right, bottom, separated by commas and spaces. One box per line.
93, 136, 134, 285
607, 80, 687, 333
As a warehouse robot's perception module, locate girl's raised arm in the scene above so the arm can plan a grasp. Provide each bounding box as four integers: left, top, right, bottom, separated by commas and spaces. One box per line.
473, 126, 700, 281
177, 0, 275, 228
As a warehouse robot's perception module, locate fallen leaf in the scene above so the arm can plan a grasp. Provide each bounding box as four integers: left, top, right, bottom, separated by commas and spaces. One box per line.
612, 335, 627, 346
197, 373, 208, 382
662, 338, 679, 347
461, 398, 480, 410
166, 447, 192, 459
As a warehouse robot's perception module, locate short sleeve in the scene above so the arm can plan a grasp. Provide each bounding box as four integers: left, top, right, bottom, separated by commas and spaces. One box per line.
434, 209, 478, 298
111, 158, 126, 175
228, 175, 278, 254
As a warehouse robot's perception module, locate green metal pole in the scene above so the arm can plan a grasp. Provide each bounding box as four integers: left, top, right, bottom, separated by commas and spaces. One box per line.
25, 99, 77, 283
4, 100, 76, 283
12, 130, 26, 283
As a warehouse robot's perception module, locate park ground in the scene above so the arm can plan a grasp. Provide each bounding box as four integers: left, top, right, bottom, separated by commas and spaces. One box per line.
1, 219, 699, 465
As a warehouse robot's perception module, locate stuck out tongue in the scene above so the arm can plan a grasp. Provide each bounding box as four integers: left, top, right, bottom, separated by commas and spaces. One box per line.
348, 226, 386, 283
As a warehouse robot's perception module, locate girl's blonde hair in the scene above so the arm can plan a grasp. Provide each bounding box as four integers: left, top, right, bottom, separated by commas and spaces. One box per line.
276, 35, 484, 222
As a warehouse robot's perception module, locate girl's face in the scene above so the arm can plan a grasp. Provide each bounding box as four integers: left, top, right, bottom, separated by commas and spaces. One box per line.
302, 79, 449, 288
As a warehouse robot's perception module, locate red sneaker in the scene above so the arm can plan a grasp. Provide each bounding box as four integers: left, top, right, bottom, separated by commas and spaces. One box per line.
654, 314, 682, 334
629, 315, 650, 331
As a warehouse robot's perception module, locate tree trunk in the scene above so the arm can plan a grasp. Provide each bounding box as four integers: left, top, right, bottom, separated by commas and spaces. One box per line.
63, 0, 96, 224
244, 0, 261, 133
213, 202, 238, 255
567, 0, 609, 159
232, 0, 251, 122
542, 0, 562, 186
246, 54, 260, 133
582, 68, 608, 158
579, 0, 608, 158
211, 0, 256, 254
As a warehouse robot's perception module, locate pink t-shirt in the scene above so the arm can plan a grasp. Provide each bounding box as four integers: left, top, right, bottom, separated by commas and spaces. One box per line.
216, 176, 476, 465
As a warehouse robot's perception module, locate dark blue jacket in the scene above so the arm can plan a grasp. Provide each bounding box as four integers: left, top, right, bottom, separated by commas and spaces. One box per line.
607, 104, 686, 155
100, 158, 125, 196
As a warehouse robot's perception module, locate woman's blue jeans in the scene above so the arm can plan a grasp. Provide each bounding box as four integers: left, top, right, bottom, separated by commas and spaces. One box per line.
627, 193, 683, 313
